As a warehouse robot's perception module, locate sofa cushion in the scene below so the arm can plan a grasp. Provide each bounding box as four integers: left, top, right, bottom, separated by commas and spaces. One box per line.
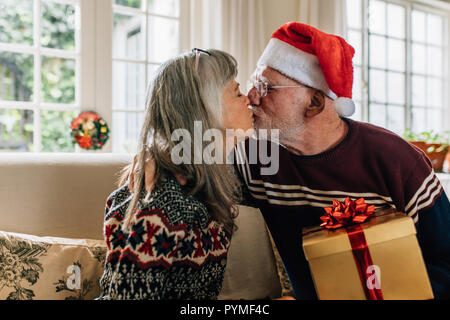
0, 231, 106, 300
218, 206, 282, 300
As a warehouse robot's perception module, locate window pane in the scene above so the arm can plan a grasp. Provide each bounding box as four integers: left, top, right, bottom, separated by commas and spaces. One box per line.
427, 14, 442, 46
112, 111, 144, 153
0, 108, 33, 151
387, 4, 405, 39
113, 13, 146, 61
147, 16, 179, 63
350, 101, 362, 121
41, 110, 76, 152
387, 105, 404, 134
412, 107, 426, 133
41, 1, 77, 51
369, 0, 386, 35
114, 0, 144, 10
369, 35, 386, 69
387, 39, 405, 72
41, 56, 76, 104
412, 75, 426, 107
147, 63, 159, 86
387, 72, 405, 105
113, 61, 145, 110
427, 47, 442, 77
148, 0, 179, 17
369, 69, 386, 103
427, 78, 442, 108
427, 109, 442, 132
412, 43, 426, 74
369, 103, 386, 127
0, 0, 33, 45
0, 51, 34, 101
412, 11, 426, 43
348, 30, 362, 65
353, 66, 362, 101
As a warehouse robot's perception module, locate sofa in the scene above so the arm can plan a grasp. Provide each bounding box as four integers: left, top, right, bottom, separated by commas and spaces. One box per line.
0, 153, 282, 300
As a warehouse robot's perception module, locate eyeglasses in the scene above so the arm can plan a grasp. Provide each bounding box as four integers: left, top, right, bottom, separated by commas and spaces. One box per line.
192, 48, 211, 71
246, 77, 307, 97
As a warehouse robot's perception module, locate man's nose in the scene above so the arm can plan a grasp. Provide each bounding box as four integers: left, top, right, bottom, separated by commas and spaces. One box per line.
247, 87, 261, 106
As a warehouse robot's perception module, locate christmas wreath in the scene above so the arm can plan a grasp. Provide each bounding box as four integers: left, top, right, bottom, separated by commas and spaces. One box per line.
71, 112, 109, 150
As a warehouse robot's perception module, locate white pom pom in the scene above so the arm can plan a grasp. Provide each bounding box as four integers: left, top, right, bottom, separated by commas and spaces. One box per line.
334, 97, 355, 117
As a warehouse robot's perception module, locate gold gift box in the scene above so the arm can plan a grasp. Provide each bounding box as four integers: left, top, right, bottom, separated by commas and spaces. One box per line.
302, 209, 434, 300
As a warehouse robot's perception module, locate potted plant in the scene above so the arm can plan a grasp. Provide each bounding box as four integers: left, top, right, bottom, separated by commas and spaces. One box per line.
402, 129, 450, 172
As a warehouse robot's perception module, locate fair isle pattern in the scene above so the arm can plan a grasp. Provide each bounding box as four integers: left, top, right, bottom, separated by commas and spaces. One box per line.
104, 209, 229, 270
97, 177, 231, 300
98, 259, 227, 300
234, 141, 396, 211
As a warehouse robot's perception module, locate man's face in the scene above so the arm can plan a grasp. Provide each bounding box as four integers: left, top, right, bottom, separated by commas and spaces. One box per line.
247, 67, 312, 140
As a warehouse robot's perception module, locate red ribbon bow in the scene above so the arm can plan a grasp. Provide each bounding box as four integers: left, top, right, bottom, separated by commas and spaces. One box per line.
320, 197, 375, 229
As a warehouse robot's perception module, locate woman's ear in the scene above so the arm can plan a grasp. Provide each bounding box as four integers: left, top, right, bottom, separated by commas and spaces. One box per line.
305, 90, 325, 118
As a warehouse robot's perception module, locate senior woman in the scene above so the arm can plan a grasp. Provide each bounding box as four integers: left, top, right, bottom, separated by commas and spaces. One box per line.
96, 49, 253, 300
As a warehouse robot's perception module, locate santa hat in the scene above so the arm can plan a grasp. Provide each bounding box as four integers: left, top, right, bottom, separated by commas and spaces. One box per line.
257, 22, 356, 117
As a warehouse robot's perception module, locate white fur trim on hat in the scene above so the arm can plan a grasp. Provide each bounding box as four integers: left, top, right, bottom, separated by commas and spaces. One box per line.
257, 38, 337, 100
334, 97, 355, 117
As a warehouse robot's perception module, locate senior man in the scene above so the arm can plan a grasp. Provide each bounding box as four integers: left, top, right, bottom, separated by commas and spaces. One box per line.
235, 22, 450, 299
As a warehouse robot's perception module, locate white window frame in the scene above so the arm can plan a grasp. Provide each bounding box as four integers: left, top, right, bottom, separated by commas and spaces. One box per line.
0, 0, 84, 152
0, 0, 191, 153
347, 0, 450, 133
110, 0, 184, 153
94, 0, 191, 153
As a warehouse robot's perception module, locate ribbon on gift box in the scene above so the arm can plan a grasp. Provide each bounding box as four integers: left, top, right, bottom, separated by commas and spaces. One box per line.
320, 197, 384, 300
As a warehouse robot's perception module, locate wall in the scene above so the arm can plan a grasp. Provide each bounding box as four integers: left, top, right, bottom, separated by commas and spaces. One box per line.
261, 0, 299, 45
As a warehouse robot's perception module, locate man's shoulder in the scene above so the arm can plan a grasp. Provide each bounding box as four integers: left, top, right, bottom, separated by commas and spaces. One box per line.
352, 119, 427, 163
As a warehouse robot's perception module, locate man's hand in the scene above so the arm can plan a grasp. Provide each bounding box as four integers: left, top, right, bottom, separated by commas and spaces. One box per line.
128, 154, 187, 194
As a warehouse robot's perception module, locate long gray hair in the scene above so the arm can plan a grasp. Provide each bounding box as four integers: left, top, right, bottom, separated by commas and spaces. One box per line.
121, 49, 241, 234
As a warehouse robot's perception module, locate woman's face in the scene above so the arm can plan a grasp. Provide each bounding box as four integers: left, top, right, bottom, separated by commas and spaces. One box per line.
221, 80, 253, 133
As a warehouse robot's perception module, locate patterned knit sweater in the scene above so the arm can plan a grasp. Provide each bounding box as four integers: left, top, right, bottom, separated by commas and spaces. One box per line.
96, 176, 231, 300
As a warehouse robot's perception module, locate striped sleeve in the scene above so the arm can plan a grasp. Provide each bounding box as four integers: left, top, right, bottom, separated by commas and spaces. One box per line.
403, 154, 445, 224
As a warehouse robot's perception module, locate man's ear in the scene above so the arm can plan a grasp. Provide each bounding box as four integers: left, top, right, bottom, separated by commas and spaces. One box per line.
305, 90, 325, 118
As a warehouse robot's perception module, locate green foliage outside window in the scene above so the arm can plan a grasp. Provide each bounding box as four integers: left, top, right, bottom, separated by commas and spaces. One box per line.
0, 0, 77, 152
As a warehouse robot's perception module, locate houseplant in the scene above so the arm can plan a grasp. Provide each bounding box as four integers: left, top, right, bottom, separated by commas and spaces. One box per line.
402, 129, 450, 172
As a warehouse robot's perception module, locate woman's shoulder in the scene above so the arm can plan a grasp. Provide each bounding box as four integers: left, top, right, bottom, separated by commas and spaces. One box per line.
141, 176, 210, 229
104, 183, 132, 218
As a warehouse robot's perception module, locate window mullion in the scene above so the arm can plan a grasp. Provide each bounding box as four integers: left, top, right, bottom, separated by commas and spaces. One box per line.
405, 3, 412, 130
385, 3, 389, 128
33, 0, 42, 152
94, 0, 113, 153
362, 0, 369, 123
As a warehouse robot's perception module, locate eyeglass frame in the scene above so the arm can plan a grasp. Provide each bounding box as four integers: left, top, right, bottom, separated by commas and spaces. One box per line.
246, 76, 309, 97
192, 48, 211, 71
192, 48, 211, 56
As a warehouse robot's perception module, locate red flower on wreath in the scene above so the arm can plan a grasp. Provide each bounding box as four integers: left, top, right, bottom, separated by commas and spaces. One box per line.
77, 136, 92, 149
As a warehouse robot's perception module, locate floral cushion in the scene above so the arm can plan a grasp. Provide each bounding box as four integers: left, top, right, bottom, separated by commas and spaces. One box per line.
0, 231, 107, 300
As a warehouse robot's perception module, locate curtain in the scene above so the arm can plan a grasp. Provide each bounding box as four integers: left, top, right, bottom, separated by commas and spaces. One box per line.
186, 0, 347, 86
297, 0, 347, 37
188, 0, 265, 89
